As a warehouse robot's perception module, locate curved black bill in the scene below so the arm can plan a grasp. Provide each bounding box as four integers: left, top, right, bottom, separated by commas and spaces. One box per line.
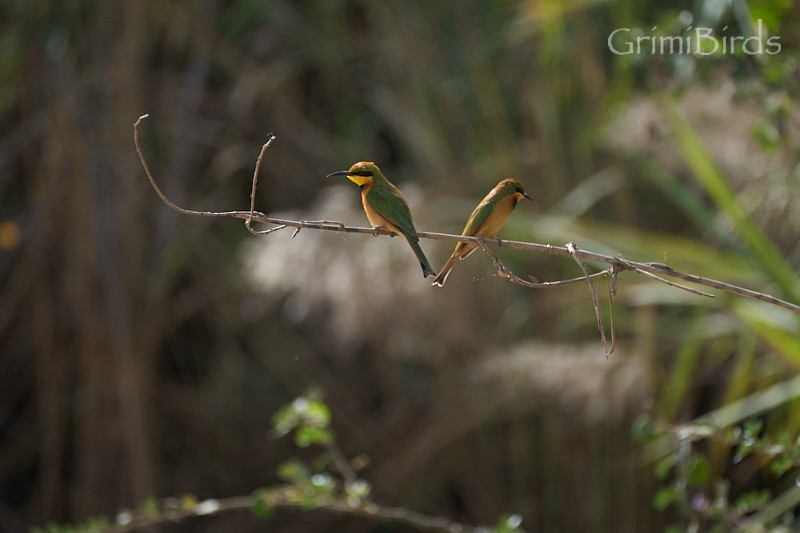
326, 170, 351, 178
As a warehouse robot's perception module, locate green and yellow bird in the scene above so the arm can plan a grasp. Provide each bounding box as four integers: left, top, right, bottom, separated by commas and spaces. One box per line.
327, 161, 436, 278
432, 178, 532, 287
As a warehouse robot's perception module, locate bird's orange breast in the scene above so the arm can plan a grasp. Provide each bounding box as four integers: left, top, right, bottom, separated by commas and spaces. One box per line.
360, 187, 397, 232
475, 196, 517, 237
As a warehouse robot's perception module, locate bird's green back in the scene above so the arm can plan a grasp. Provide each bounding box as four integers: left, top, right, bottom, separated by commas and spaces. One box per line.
365, 179, 420, 241
462, 199, 496, 235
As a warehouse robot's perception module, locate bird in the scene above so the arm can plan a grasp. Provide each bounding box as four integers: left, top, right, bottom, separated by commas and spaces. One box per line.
432, 178, 532, 287
327, 161, 436, 278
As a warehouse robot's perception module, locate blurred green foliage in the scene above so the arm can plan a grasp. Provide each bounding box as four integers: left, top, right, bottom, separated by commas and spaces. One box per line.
252, 392, 523, 531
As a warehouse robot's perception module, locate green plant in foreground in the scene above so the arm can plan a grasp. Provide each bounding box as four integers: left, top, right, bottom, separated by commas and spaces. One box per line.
32, 391, 524, 533
252, 389, 525, 532
636, 415, 800, 533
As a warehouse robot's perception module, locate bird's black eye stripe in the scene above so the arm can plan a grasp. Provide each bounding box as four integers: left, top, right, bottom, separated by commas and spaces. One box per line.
355, 170, 373, 177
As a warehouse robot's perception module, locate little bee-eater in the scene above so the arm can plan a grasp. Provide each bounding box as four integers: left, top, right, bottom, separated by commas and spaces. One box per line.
432, 178, 532, 287
327, 161, 436, 278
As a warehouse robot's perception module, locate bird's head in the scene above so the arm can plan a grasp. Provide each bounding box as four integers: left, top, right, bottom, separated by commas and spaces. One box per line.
326, 161, 381, 187
500, 178, 533, 203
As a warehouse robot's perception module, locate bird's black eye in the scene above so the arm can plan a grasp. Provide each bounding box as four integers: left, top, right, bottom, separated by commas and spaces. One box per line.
355, 170, 373, 177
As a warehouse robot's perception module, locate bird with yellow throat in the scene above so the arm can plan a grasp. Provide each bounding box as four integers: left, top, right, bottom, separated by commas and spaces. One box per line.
327, 161, 436, 278
432, 178, 532, 287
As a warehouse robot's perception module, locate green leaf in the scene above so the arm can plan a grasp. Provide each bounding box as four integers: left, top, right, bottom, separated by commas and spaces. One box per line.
306, 473, 336, 506
687, 456, 710, 487
734, 489, 771, 514
743, 419, 764, 439
277, 459, 310, 483
302, 399, 331, 428
770, 455, 793, 476
345, 479, 372, 504
654, 487, 682, 511
632, 415, 660, 443
733, 442, 755, 464
250, 488, 274, 519
141, 496, 159, 518
492, 513, 523, 533
295, 424, 334, 447
272, 403, 300, 436
273, 392, 332, 439
655, 454, 676, 481
84, 517, 110, 533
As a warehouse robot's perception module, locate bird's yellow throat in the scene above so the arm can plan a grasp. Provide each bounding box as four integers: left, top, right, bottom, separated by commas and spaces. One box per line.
347, 175, 372, 187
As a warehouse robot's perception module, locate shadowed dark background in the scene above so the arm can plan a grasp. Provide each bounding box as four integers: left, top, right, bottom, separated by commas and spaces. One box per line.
2, 1, 800, 532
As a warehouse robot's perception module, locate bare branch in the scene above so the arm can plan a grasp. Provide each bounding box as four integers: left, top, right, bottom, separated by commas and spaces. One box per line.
326, 440, 358, 492
632, 266, 715, 298
110, 493, 484, 533
133, 115, 800, 314
246, 133, 277, 236
476, 238, 610, 288
135, 114, 246, 220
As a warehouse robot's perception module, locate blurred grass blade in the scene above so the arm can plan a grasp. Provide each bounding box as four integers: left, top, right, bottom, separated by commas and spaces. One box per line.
663, 98, 798, 302
736, 309, 800, 369
699, 374, 800, 428
660, 311, 706, 421
646, 374, 800, 463
750, 485, 800, 527
634, 158, 744, 253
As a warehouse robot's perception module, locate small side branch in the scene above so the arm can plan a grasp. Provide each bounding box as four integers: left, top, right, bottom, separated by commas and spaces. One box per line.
476, 238, 611, 289
246, 133, 278, 236
568, 242, 615, 357
632, 266, 714, 298
133, 115, 800, 315
110, 493, 484, 533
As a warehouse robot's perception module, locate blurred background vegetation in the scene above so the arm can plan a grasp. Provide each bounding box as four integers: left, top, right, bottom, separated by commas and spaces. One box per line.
1, 0, 800, 531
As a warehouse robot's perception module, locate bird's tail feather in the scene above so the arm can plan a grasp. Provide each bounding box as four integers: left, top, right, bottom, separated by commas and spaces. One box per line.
408, 239, 435, 278
432, 255, 458, 287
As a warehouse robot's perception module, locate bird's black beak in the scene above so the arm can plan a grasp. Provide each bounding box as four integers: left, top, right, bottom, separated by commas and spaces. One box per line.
523, 192, 533, 202
326, 170, 351, 178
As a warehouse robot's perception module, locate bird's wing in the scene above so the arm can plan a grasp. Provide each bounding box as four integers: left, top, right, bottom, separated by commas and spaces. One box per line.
442, 199, 494, 261
461, 199, 495, 236
366, 183, 420, 240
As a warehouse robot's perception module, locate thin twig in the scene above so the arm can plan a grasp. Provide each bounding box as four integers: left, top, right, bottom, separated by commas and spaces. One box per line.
607, 283, 617, 355
610, 263, 619, 296
135, 114, 251, 219
633, 266, 715, 298
326, 440, 357, 491
476, 238, 610, 288
133, 115, 800, 314
568, 242, 613, 357
523, 271, 611, 288
246, 133, 278, 235
110, 493, 483, 533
